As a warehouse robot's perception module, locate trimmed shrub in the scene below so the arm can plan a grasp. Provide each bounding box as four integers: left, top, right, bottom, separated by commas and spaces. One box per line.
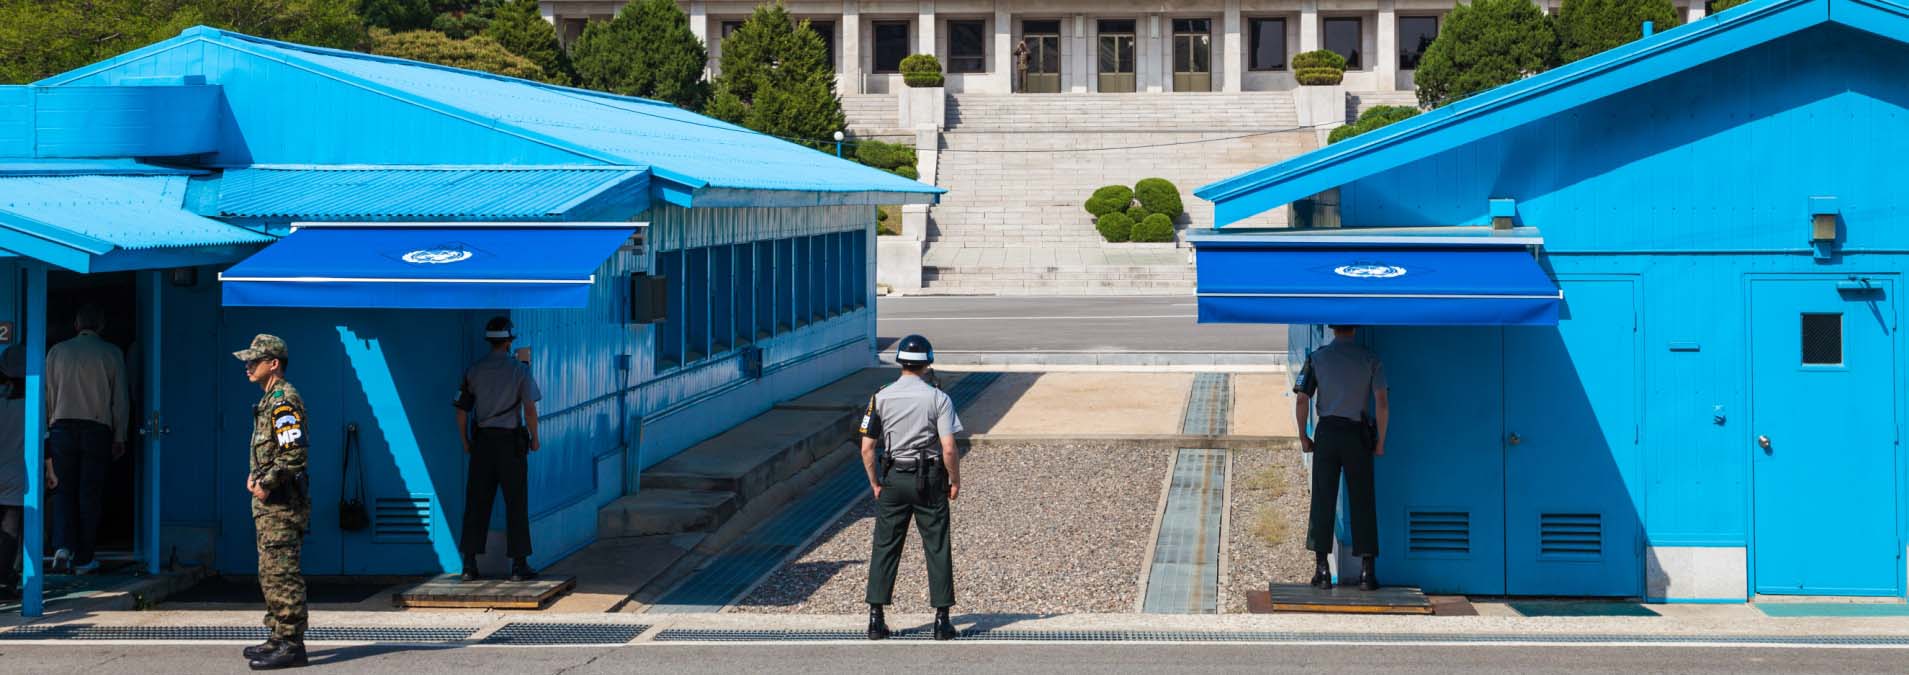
891, 164, 920, 180
854, 138, 916, 170
1328, 104, 1421, 143
1125, 204, 1152, 222
1132, 214, 1176, 243
1134, 178, 1184, 219
900, 53, 944, 87
1085, 184, 1134, 217
1292, 49, 1349, 71
1096, 213, 1135, 243
1295, 67, 1343, 85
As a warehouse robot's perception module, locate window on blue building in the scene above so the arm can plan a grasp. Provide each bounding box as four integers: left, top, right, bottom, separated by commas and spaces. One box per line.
755, 241, 776, 338
655, 248, 684, 370
711, 245, 734, 353
786, 237, 806, 328
853, 230, 868, 309
685, 247, 709, 361
809, 234, 827, 321
734, 244, 755, 345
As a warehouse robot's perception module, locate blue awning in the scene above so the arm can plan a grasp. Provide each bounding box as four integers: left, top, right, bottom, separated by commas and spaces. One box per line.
1196, 246, 1561, 326
219, 224, 637, 309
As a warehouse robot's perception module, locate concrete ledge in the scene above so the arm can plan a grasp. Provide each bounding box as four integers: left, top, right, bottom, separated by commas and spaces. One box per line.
53, 565, 212, 614
638, 407, 855, 505
598, 489, 741, 538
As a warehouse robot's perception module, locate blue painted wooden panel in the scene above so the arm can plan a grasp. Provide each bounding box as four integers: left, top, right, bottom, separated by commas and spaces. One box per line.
1749, 277, 1899, 595
1504, 278, 1644, 596
33, 85, 219, 158
1342, 25, 1909, 254
0, 87, 32, 157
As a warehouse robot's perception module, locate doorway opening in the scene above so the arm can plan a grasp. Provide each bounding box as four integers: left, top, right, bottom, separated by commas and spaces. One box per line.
42, 271, 142, 571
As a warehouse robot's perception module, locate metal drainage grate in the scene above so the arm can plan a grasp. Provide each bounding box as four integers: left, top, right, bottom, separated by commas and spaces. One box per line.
650, 628, 1909, 646
1141, 448, 1228, 614
0, 625, 474, 642
480, 623, 650, 645
943, 371, 1001, 409
1180, 373, 1232, 436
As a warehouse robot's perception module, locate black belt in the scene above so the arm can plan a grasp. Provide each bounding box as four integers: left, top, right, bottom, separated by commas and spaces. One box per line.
890, 455, 939, 472
1319, 416, 1363, 427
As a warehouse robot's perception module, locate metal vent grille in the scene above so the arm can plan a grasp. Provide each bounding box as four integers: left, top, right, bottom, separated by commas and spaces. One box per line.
1802, 313, 1842, 365
1540, 513, 1603, 559
0, 625, 473, 642
375, 496, 432, 543
649, 628, 1909, 646
480, 623, 650, 645
1407, 510, 1470, 557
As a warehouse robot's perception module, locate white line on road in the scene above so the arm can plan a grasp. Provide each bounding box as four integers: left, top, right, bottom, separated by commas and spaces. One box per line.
878, 315, 1198, 321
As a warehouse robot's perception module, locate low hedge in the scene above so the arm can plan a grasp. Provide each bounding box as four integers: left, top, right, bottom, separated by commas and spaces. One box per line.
1095, 212, 1135, 243
901, 54, 944, 87
1291, 49, 1347, 71
1125, 204, 1152, 222
1132, 213, 1176, 242
1295, 67, 1343, 85
1085, 184, 1134, 217
854, 138, 916, 170
1328, 104, 1421, 144
1134, 178, 1184, 219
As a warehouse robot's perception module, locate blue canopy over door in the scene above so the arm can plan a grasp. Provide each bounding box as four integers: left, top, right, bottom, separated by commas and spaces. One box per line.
218, 224, 637, 309
1195, 246, 1562, 326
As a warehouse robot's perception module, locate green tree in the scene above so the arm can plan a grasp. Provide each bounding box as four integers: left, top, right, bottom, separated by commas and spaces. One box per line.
1328, 105, 1421, 143
486, 0, 571, 84
571, 0, 707, 107
707, 4, 844, 148
369, 28, 555, 82
360, 0, 434, 31
181, 0, 367, 49
1556, 0, 1678, 63
0, 0, 365, 84
1709, 0, 1752, 11
1414, 0, 1557, 108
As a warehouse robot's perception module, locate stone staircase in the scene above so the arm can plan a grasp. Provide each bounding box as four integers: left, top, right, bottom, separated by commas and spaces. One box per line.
922, 92, 1317, 295
842, 93, 899, 133
1347, 91, 1422, 121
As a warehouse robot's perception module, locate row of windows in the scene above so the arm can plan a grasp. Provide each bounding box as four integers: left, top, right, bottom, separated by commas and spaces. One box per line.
722, 20, 839, 69
1249, 16, 1441, 72
653, 231, 869, 371
873, 20, 991, 74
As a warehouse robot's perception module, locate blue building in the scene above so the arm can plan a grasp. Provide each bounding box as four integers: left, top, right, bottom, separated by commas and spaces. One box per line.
0, 27, 936, 614
1194, 0, 1909, 602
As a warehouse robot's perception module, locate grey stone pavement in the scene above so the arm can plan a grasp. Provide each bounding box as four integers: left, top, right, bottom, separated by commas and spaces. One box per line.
875, 295, 1288, 366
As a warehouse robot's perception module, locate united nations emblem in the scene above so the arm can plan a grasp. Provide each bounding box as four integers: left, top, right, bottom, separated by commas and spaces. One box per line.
400, 247, 474, 264
1333, 264, 1407, 279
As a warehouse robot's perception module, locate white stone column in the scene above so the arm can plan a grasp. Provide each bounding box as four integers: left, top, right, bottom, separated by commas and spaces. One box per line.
994, 5, 1013, 93
843, 1, 863, 94
1687, 4, 1705, 22
1300, 1, 1319, 52
1073, 14, 1090, 93
1376, 0, 1398, 91
1146, 14, 1163, 92
1222, 0, 1243, 92
918, 0, 937, 56
689, 1, 710, 78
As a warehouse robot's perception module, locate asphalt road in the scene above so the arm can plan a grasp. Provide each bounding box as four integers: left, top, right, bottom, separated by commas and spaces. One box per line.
0, 643, 1902, 674
876, 296, 1287, 354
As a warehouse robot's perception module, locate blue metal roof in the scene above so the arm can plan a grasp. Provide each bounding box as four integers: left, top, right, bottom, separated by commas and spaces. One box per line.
1196, 0, 1882, 226
53, 27, 942, 206
208, 166, 651, 221
0, 174, 270, 272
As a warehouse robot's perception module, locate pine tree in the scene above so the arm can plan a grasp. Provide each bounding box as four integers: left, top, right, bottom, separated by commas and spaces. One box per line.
708, 4, 844, 149
1413, 0, 1557, 108
1556, 0, 1678, 63
370, 28, 554, 82
359, 0, 434, 31
486, 0, 571, 84
571, 0, 707, 108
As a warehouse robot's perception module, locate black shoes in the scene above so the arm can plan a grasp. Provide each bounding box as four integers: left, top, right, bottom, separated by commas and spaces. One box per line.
1358, 556, 1380, 591
1310, 563, 1334, 590
461, 557, 480, 582
247, 639, 307, 670
242, 638, 279, 660
867, 605, 891, 640
508, 558, 537, 582
933, 608, 959, 641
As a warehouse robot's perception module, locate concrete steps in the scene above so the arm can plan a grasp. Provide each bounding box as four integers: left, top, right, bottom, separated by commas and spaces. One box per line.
918, 262, 1197, 296
843, 93, 899, 133
949, 92, 1300, 131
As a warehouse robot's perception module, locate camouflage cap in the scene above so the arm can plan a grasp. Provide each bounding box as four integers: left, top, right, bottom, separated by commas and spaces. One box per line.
233, 334, 289, 362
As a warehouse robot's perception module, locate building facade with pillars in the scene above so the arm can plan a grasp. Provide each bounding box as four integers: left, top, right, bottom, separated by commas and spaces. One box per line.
543, 1, 1716, 95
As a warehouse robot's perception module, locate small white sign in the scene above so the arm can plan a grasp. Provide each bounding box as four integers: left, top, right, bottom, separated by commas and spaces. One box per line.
401, 248, 474, 265
1334, 264, 1407, 279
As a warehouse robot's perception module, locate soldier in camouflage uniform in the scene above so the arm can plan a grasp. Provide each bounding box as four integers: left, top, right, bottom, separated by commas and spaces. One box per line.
234, 334, 310, 670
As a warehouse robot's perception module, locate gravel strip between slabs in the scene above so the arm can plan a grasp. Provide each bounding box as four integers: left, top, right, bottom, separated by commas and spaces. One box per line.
1224, 446, 1314, 613
735, 442, 1174, 615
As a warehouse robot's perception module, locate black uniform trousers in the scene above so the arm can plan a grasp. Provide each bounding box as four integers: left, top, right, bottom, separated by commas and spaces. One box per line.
866, 463, 956, 608
461, 428, 532, 558
1306, 416, 1379, 557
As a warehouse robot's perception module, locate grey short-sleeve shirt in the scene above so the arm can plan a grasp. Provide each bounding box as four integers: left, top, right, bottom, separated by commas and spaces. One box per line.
858, 375, 963, 461
461, 352, 542, 429
1294, 340, 1387, 421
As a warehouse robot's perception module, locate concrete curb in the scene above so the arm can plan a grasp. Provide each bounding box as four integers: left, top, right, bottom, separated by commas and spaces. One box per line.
960, 434, 1300, 451
884, 351, 1289, 369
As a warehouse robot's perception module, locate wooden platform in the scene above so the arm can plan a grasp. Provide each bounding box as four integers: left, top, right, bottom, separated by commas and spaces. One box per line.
1247, 583, 1435, 615
392, 574, 577, 610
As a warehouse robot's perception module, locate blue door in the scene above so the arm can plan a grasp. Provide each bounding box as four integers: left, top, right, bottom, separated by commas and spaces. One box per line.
1750, 277, 1899, 596
1504, 278, 1643, 596
1370, 327, 1507, 594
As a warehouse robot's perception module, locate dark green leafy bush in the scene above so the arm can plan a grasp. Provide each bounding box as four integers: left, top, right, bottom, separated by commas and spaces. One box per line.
1096, 212, 1135, 243
1131, 214, 1176, 242
1134, 178, 1184, 218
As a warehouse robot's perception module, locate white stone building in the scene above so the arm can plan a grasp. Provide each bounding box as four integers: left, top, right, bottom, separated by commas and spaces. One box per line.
543, 1, 1714, 95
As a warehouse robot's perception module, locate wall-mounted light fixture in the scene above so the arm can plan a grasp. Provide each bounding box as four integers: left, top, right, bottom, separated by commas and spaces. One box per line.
1809, 196, 1839, 260
1490, 198, 1517, 230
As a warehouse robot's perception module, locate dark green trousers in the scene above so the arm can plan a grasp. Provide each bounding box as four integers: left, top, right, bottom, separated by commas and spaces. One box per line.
865, 465, 956, 608
1307, 417, 1379, 556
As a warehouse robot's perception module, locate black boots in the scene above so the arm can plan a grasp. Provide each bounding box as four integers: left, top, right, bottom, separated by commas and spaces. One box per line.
933, 607, 959, 641
867, 604, 891, 640
509, 557, 537, 582
247, 639, 307, 670
1309, 551, 1333, 590
1358, 555, 1380, 591
461, 556, 480, 582
242, 638, 279, 660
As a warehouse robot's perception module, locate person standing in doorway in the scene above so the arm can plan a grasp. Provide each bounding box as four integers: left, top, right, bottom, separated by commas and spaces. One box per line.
44, 304, 128, 575
1294, 324, 1390, 591
861, 334, 962, 641
1013, 39, 1030, 93
235, 334, 310, 669
454, 316, 541, 582
0, 345, 58, 601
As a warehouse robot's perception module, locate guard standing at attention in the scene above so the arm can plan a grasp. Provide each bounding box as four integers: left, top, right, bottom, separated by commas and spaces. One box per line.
454, 316, 542, 582
1293, 324, 1389, 591
235, 334, 310, 670
861, 334, 963, 641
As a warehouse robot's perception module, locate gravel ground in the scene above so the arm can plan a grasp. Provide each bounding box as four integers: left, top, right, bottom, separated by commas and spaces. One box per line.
1224, 446, 1314, 612
735, 443, 1174, 614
